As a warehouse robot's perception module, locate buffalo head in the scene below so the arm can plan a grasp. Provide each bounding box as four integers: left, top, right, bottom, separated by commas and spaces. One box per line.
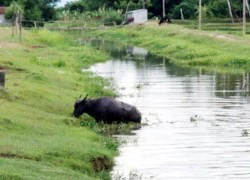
73, 95, 88, 118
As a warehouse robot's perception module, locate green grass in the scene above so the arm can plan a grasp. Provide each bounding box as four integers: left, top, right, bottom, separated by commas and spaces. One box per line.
80, 21, 250, 73
174, 19, 250, 35
0, 28, 118, 179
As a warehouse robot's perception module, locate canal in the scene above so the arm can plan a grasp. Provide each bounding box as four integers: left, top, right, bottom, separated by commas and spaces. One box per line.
86, 39, 250, 180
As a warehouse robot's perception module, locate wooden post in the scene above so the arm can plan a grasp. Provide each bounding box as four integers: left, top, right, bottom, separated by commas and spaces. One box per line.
141, 0, 145, 9
243, 0, 247, 35
180, 8, 184, 20
246, 0, 250, 17
19, 13, 22, 43
34, 21, 37, 29
12, 16, 15, 37
162, 0, 165, 18
198, 0, 202, 30
227, 0, 234, 23
125, 2, 130, 22
15, 15, 18, 35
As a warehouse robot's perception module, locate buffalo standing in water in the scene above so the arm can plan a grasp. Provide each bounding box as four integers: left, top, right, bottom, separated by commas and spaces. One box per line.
73, 95, 141, 123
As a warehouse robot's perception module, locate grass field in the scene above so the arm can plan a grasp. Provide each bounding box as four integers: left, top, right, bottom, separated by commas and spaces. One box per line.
81, 20, 250, 73
0, 28, 118, 180
174, 19, 250, 35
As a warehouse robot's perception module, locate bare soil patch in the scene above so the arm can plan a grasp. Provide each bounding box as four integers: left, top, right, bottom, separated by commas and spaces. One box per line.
0, 42, 19, 49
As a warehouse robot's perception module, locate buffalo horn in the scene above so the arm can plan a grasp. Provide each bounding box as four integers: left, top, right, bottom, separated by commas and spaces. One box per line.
82, 94, 88, 102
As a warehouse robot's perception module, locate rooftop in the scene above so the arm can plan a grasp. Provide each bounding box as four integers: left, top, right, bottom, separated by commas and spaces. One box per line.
0, 7, 5, 15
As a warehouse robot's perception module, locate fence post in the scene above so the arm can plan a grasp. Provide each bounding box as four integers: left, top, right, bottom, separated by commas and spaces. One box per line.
180, 8, 184, 20
243, 0, 247, 35
34, 21, 37, 29
227, 0, 234, 23
19, 14, 22, 43
198, 0, 202, 30
162, 0, 165, 17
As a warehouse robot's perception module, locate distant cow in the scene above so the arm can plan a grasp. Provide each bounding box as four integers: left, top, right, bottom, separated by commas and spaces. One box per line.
159, 16, 172, 26
123, 17, 134, 25
73, 95, 141, 123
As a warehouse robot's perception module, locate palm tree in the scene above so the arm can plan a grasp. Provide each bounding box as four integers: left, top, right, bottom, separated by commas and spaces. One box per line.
7, 1, 24, 37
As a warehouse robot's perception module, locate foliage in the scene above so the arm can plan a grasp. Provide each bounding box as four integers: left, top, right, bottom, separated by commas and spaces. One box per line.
207, 0, 229, 18
4, 1, 23, 20
1, 0, 248, 22
171, 0, 197, 19
54, 8, 123, 28
98, 8, 123, 25
1, 0, 58, 25
65, 0, 86, 13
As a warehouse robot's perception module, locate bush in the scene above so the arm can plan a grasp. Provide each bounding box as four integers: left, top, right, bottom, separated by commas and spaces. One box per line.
207, 0, 228, 18
171, 0, 197, 19
90, 8, 123, 26
102, 9, 123, 25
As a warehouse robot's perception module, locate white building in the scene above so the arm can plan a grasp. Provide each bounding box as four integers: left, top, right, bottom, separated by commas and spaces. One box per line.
126, 9, 148, 24
0, 7, 6, 24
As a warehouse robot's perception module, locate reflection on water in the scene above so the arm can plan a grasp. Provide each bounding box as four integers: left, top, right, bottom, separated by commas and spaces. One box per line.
0, 71, 5, 89
86, 39, 250, 180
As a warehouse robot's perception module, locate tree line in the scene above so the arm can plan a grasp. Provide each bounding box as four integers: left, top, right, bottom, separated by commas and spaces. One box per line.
64, 0, 249, 19
0, 0, 58, 24
0, 0, 249, 23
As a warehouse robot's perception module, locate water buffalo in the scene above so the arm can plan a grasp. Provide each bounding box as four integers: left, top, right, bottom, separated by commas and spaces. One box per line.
159, 16, 172, 26
123, 17, 134, 25
73, 95, 141, 123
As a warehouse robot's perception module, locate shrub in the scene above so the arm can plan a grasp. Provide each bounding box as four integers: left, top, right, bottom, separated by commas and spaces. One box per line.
102, 9, 123, 25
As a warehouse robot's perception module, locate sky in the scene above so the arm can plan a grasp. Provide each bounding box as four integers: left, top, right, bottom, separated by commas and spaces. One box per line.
57, 0, 77, 7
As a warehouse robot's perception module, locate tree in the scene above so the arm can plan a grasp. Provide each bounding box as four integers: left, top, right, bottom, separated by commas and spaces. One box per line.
243, 0, 246, 35
65, 1, 86, 13
171, 0, 197, 19
5, 1, 23, 37
2, 0, 59, 25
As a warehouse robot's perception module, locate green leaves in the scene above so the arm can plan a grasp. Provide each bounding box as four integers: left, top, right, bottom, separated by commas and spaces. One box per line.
5, 1, 23, 20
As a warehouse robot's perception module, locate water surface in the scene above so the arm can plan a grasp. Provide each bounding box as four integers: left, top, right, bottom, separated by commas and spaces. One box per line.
86, 39, 250, 180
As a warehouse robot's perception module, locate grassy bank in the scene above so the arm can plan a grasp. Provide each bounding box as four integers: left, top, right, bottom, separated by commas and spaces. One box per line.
81, 21, 250, 73
0, 28, 118, 179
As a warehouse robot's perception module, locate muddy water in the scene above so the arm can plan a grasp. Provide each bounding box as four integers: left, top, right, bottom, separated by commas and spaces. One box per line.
86, 40, 250, 180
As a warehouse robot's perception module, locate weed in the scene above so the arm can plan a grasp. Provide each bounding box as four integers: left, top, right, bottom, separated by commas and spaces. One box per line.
53, 60, 66, 67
